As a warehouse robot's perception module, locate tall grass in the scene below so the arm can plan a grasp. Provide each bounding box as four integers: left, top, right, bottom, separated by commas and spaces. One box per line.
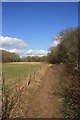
2, 63, 40, 94
2, 63, 40, 118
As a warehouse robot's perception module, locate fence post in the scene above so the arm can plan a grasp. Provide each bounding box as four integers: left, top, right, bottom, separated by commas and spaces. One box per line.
19, 76, 20, 109
34, 71, 35, 79
2, 76, 9, 119
27, 73, 30, 86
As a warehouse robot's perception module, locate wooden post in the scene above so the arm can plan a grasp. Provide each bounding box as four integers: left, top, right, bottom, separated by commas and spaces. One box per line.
19, 76, 20, 92
27, 73, 30, 86
34, 71, 35, 79
18, 76, 20, 109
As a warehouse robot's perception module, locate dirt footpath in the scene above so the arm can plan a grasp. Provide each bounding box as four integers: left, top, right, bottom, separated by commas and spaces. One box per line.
10, 64, 63, 118
26, 65, 63, 118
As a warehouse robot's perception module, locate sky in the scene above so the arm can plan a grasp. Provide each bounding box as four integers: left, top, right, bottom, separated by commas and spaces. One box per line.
1, 0, 79, 2
0, 2, 78, 57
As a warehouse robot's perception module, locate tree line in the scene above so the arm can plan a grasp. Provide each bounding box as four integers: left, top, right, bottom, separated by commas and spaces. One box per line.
1, 50, 20, 63
47, 27, 79, 118
48, 27, 78, 74
1, 50, 47, 63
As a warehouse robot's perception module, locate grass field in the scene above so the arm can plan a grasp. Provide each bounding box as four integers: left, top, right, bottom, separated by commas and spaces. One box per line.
2, 63, 40, 94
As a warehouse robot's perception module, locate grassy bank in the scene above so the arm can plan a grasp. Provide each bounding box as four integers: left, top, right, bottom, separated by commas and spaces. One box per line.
51, 64, 79, 119
2, 63, 40, 94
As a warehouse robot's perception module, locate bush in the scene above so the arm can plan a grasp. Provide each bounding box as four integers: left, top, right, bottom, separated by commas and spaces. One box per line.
48, 27, 79, 118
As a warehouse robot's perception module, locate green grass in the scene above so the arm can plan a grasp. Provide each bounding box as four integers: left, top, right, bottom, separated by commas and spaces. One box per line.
62, 99, 70, 118
28, 87, 33, 95
2, 63, 40, 94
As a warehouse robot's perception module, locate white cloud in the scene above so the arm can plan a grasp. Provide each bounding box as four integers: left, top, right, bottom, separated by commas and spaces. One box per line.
9, 49, 24, 55
0, 36, 27, 57
26, 49, 48, 57
51, 40, 60, 47
0, 36, 27, 49
0, 48, 5, 50
0, 48, 24, 55
0, 36, 49, 57
51, 34, 61, 47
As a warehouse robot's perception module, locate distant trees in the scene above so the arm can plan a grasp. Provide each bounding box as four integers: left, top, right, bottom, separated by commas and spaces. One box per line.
2, 50, 20, 63
1, 50, 47, 63
21, 56, 47, 62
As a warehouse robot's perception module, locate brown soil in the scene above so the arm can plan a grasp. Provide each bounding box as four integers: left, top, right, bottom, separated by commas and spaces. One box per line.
9, 64, 64, 118
8, 62, 41, 65
26, 65, 63, 118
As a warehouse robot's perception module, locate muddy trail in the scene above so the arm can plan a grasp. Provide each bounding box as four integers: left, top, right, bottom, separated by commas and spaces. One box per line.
9, 64, 64, 118
26, 65, 63, 118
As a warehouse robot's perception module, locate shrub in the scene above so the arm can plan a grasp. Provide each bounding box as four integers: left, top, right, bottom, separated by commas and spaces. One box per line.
48, 27, 79, 118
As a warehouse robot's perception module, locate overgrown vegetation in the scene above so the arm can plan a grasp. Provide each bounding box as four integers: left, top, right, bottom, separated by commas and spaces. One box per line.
2, 63, 40, 118
48, 27, 79, 118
